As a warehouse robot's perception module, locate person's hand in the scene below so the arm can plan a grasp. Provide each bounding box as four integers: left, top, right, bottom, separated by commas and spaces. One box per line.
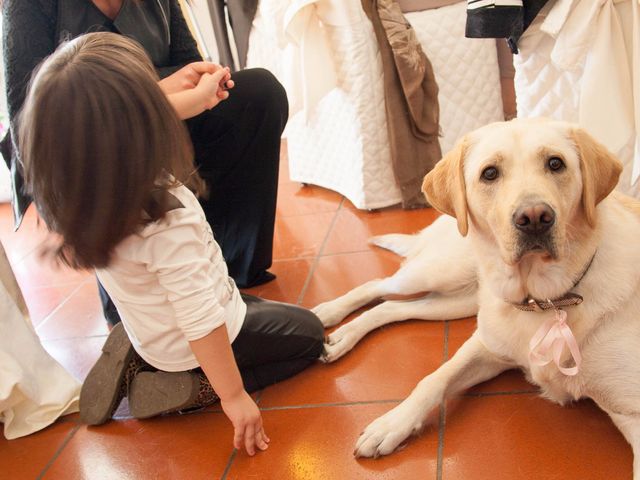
221, 390, 270, 456
194, 67, 233, 110
159, 61, 232, 95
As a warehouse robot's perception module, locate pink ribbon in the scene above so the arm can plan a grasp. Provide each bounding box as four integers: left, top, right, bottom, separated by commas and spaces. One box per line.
528, 308, 582, 376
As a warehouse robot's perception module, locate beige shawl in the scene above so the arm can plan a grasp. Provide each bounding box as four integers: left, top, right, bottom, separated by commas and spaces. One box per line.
361, 0, 443, 208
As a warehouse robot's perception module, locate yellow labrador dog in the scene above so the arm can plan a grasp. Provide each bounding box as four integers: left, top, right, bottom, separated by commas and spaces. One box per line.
313, 119, 640, 475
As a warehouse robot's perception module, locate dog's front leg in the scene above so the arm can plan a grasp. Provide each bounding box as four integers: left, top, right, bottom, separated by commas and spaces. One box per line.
322, 291, 477, 362
312, 279, 388, 328
313, 252, 477, 329
607, 411, 640, 479
355, 333, 513, 458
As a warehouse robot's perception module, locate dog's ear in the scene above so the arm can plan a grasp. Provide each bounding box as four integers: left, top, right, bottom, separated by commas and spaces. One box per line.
422, 138, 469, 236
571, 128, 623, 228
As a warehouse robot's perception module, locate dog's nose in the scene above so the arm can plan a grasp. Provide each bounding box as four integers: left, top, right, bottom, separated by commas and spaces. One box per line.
512, 203, 555, 235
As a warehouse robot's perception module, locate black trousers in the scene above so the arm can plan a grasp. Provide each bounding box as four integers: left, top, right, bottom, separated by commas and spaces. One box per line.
100, 68, 288, 325
132, 294, 324, 393
187, 68, 288, 288
231, 294, 324, 392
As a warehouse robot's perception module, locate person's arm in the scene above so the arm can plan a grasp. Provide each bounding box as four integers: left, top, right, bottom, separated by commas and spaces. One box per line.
158, 61, 217, 95
2, 0, 57, 124
156, 0, 203, 80
166, 67, 231, 119
142, 209, 266, 455
189, 327, 269, 456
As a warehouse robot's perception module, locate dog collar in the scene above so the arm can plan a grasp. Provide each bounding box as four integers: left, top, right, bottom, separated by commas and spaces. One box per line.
512, 293, 583, 312
509, 251, 596, 312
508, 252, 596, 376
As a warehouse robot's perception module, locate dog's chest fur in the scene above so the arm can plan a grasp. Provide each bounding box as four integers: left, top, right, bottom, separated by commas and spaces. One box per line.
474, 198, 640, 410
476, 293, 582, 404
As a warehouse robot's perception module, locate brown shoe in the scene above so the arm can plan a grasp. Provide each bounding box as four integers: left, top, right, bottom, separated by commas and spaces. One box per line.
129, 371, 200, 419
129, 371, 219, 419
79, 322, 134, 425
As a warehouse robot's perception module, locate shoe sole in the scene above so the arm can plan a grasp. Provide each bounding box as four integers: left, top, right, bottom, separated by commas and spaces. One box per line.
79, 322, 133, 425
129, 371, 200, 419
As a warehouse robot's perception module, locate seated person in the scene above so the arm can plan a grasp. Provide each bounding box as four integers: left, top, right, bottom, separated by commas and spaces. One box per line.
19, 32, 323, 456
3, 0, 287, 327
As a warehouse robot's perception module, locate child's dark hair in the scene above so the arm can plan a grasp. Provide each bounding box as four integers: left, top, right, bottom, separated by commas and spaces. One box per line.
19, 32, 205, 269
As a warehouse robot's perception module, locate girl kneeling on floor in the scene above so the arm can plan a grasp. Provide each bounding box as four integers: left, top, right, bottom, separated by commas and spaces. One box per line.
19, 32, 324, 456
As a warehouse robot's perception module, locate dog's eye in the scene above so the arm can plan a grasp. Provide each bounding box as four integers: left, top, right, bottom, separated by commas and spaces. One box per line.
548, 157, 565, 172
481, 166, 499, 181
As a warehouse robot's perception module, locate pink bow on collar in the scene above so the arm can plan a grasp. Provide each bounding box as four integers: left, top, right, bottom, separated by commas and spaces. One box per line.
529, 308, 582, 376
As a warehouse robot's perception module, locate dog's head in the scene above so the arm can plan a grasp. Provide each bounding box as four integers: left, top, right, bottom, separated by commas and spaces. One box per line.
422, 119, 622, 266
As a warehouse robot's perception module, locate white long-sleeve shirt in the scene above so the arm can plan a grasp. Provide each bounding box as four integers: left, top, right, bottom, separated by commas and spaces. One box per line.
96, 184, 246, 371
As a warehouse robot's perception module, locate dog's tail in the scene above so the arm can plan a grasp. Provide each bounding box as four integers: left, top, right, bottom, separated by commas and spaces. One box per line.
369, 233, 419, 257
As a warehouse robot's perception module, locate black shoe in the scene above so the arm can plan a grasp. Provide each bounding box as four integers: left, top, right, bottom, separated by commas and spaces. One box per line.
237, 271, 276, 289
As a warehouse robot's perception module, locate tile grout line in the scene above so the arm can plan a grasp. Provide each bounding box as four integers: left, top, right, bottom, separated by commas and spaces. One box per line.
253, 390, 538, 412
436, 320, 450, 480
220, 449, 237, 480
259, 398, 402, 412
463, 389, 539, 397
33, 276, 94, 332
36, 423, 82, 479
272, 247, 372, 263
296, 198, 345, 306
41, 333, 109, 343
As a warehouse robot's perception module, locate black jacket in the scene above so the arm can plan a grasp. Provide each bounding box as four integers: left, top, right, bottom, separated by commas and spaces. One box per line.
2, 0, 201, 227
465, 0, 550, 53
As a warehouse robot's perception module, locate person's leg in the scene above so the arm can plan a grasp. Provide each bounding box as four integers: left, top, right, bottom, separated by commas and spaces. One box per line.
127, 295, 323, 418
128, 369, 218, 419
80, 323, 154, 424
186, 68, 288, 288
97, 278, 121, 326
81, 324, 216, 424
231, 294, 325, 392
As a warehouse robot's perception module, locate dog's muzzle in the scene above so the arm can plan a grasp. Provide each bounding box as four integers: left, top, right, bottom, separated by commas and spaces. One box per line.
512, 202, 557, 259
512, 202, 555, 235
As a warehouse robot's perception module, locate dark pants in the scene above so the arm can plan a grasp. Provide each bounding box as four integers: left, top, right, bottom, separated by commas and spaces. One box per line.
232, 294, 324, 392
188, 68, 287, 288
100, 68, 288, 325
130, 294, 324, 394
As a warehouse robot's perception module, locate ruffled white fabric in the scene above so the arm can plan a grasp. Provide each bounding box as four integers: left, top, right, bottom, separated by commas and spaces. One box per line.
516, 0, 640, 192
0, 246, 79, 439
261, 0, 361, 120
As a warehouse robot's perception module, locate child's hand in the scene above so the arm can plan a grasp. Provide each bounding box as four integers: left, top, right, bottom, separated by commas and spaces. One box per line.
159, 61, 218, 94
195, 67, 232, 110
221, 390, 270, 456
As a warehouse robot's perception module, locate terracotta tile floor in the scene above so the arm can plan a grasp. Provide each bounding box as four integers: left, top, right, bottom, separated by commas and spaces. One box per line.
1, 152, 633, 479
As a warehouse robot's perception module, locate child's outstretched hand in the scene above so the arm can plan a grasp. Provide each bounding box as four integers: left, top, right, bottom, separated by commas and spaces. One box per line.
221, 390, 270, 456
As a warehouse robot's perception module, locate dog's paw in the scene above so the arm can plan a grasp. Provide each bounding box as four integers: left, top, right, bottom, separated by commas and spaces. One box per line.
312, 301, 347, 328
354, 407, 420, 458
320, 327, 359, 363
321, 335, 354, 363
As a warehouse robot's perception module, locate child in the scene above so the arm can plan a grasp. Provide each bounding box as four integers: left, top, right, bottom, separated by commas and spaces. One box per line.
18, 32, 324, 456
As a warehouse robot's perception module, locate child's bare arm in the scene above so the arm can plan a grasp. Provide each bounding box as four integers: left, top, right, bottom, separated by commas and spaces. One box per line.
189, 326, 269, 456
167, 67, 233, 119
